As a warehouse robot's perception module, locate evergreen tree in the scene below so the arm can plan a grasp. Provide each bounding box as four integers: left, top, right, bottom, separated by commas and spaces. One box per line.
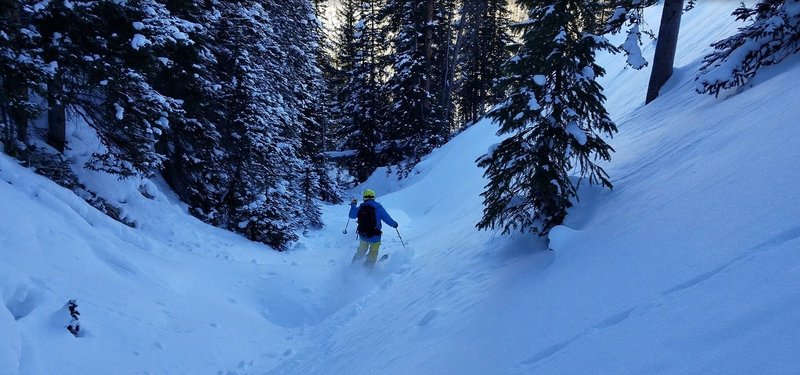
29, 0, 191, 177
211, 0, 306, 250
1, 0, 329, 250
279, 0, 342, 229
453, 0, 514, 127
277, 0, 323, 228
0, 0, 50, 156
603, 0, 687, 103
696, 0, 800, 96
602, 0, 650, 71
336, 0, 387, 183
154, 0, 235, 225
310, 4, 345, 206
162, 0, 330, 249
381, 0, 448, 178
477, 0, 617, 236
432, 0, 457, 131
329, 0, 359, 137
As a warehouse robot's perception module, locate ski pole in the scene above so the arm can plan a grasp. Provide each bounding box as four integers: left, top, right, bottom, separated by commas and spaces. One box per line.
343, 196, 357, 234
395, 227, 406, 249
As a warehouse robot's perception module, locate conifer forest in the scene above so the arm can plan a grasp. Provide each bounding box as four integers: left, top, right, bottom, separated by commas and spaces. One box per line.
2, 0, 797, 250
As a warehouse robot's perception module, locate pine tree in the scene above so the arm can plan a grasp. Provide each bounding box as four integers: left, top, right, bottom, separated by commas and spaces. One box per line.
603, 0, 688, 103
329, 0, 359, 137
453, 0, 514, 127
163, 0, 324, 250
483, 1, 515, 107
336, 0, 387, 183
602, 0, 651, 71
432, 0, 457, 131
29, 0, 191, 177
155, 0, 232, 223
310, 1, 345, 205
477, 0, 617, 236
381, 0, 448, 178
696, 0, 800, 96
281, 0, 342, 229
1, 0, 326, 250
213, 0, 306, 250
0, 0, 50, 157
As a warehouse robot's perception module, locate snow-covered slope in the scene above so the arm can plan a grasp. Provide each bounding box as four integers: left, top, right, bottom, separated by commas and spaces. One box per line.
2, 1, 799, 374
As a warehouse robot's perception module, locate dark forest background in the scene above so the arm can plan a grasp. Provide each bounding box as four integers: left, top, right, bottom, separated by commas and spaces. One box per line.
1, 0, 794, 249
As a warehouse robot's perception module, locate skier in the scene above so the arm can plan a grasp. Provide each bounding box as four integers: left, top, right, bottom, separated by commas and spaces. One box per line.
349, 189, 398, 267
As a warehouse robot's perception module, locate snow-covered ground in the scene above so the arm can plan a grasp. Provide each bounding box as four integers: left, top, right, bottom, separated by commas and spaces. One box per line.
2, 1, 799, 374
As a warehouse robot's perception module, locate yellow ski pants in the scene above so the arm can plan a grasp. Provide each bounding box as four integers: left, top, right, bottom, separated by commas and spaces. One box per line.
352, 240, 381, 266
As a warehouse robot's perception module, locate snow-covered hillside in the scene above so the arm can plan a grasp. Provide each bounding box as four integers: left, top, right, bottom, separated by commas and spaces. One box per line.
2, 1, 799, 374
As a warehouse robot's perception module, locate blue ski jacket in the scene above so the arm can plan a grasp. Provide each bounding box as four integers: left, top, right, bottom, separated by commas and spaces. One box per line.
349, 199, 398, 243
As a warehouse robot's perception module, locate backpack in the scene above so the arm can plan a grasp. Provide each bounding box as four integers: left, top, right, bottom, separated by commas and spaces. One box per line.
356, 204, 382, 237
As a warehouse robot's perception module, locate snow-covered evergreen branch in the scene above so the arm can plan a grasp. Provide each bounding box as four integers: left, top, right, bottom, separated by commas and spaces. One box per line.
697, 0, 800, 96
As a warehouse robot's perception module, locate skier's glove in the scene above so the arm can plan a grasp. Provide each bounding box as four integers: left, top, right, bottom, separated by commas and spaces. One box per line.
351, 198, 358, 205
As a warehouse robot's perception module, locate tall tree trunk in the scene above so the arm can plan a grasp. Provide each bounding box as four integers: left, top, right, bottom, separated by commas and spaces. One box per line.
47, 75, 66, 152
473, 0, 487, 123
422, 0, 434, 114
1, 0, 29, 153
442, 3, 467, 128
646, 0, 684, 104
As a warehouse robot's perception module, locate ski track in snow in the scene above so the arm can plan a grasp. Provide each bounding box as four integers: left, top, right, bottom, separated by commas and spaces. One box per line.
664, 224, 800, 296
515, 227, 800, 372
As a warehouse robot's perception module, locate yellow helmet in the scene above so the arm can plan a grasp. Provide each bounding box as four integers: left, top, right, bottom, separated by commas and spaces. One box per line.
363, 189, 376, 199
